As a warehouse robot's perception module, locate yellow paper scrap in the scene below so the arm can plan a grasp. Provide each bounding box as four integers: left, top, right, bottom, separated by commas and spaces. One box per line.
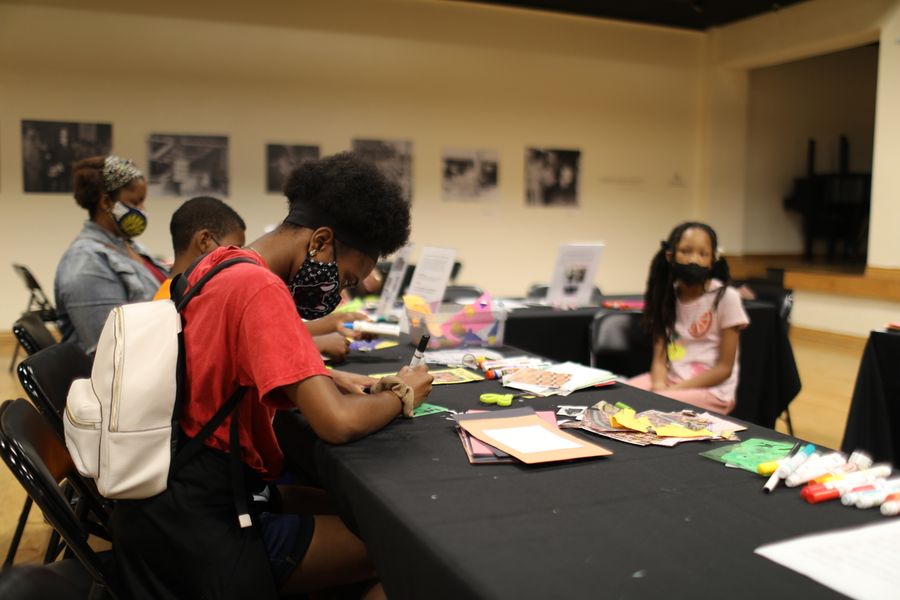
653, 425, 714, 438
403, 295, 432, 315
610, 408, 652, 433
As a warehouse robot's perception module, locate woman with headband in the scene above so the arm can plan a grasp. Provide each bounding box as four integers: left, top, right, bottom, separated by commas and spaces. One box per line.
54, 155, 169, 354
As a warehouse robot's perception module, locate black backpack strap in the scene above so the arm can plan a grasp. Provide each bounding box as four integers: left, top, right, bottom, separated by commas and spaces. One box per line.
171, 386, 246, 472
229, 408, 252, 528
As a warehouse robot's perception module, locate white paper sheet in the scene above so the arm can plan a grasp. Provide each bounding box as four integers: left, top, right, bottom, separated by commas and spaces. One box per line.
483, 425, 581, 454
755, 519, 900, 600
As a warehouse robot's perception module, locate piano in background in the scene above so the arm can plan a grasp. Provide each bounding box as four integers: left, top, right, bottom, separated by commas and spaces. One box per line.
784, 137, 870, 262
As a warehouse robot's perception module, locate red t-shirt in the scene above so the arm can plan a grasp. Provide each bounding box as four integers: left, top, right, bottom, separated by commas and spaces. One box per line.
179, 247, 330, 480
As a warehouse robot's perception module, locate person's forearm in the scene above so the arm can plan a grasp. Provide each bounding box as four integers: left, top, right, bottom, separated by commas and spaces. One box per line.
325, 391, 401, 443
668, 363, 732, 390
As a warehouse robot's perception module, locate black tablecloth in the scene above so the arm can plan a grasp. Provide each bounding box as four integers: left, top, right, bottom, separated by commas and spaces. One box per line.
505, 299, 801, 428
313, 345, 877, 600
842, 330, 900, 464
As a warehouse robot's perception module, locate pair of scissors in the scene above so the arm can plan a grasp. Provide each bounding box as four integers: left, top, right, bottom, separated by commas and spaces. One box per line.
479, 392, 534, 407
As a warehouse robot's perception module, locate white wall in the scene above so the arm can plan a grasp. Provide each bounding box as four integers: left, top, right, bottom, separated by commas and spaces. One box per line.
0, 0, 706, 328
744, 44, 879, 254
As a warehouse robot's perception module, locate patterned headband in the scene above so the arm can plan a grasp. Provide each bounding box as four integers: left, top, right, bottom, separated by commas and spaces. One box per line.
102, 155, 143, 193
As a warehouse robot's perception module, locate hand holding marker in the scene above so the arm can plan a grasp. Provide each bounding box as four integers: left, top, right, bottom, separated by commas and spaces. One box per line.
409, 335, 430, 368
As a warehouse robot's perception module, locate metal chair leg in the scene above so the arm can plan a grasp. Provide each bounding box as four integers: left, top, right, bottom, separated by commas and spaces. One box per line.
7, 342, 21, 374
3, 496, 33, 568
782, 407, 795, 437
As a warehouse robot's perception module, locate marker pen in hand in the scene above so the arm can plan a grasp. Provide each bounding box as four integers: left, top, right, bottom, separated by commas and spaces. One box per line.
409, 334, 430, 368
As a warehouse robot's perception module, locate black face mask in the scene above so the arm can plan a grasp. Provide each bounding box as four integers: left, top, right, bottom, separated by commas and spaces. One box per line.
287, 249, 343, 320
672, 262, 710, 286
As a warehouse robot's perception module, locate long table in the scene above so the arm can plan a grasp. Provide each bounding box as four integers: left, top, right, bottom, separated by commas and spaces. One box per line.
312, 344, 879, 600
504, 299, 801, 428
842, 329, 900, 464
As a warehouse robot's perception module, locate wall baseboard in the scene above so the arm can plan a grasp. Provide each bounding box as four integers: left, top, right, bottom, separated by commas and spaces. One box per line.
790, 326, 868, 353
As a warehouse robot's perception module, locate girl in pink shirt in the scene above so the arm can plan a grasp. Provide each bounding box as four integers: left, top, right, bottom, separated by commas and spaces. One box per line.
628, 222, 749, 414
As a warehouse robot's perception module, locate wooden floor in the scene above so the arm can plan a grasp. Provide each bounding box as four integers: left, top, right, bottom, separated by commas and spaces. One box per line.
0, 332, 865, 566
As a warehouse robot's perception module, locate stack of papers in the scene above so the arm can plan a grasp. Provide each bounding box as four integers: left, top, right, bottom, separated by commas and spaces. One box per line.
566, 401, 745, 446
455, 407, 612, 464
456, 409, 559, 464
503, 362, 617, 397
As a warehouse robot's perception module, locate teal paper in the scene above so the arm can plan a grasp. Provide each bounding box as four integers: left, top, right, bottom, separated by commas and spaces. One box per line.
412, 403, 453, 418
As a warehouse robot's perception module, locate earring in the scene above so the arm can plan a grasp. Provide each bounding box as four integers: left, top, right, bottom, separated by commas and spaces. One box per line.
309, 249, 318, 257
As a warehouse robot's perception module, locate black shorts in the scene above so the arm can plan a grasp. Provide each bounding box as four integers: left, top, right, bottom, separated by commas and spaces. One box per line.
258, 511, 316, 586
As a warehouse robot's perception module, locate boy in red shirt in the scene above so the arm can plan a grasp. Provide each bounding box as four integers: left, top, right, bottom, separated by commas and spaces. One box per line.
112, 153, 432, 599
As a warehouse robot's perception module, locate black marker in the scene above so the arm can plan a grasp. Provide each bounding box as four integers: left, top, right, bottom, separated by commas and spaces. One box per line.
409, 334, 430, 368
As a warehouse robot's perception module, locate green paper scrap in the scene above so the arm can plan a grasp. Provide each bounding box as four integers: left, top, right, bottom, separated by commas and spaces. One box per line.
412, 403, 453, 418
699, 438, 795, 473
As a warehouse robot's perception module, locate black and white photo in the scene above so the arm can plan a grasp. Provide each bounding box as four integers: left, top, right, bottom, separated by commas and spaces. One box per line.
525, 147, 581, 207
352, 138, 413, 202
21, 120, 112, 193
147, 134, 229, 197
442, 148, 498, 201
266, 144, 320, 193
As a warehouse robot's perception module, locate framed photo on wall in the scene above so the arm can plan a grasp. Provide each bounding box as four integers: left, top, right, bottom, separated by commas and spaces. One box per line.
525, 147, 581, 207
21, 120, 112, 193
352, 138, 413, 203
266, 144, 320, 194
441, 148, 498, 201
147, 134, 229, 198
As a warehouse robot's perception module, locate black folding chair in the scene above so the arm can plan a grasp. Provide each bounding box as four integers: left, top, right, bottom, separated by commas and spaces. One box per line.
589, 311, 652, 377
0, 399, 116, 597
17, 343, 93, 436
10, 312, 58, 375
12, 264, 57, 322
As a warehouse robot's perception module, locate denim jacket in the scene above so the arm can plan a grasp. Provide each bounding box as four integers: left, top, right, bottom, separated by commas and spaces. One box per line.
54, 221, 168, 354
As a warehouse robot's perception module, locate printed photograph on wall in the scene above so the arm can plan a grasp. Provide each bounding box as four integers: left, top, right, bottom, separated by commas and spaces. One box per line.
524, 147, 581, 207
147, 134, 228, 197
21, 120, 112, 193
441, 148, 498, 201
266, 144, 320, 193
352, 138, 413, 203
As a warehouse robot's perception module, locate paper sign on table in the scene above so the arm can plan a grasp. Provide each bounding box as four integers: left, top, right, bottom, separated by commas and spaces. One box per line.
405, 246, 457, 309
546, 243, 605, 307
376, 243, 413, 317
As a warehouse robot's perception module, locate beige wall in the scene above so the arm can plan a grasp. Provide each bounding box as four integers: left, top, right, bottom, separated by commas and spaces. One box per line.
1, 0, 899, 338
744, 45, 879, 254
0, 1, 706, 328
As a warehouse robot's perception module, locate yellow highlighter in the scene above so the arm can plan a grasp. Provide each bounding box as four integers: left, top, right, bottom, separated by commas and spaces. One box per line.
756, 460, 781, 476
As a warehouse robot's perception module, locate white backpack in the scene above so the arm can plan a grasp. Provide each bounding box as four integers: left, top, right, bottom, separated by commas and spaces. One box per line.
64, 258, 254, 500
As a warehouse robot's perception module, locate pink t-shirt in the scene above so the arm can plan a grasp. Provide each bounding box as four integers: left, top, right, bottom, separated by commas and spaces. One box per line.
667, 279, 749, 403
